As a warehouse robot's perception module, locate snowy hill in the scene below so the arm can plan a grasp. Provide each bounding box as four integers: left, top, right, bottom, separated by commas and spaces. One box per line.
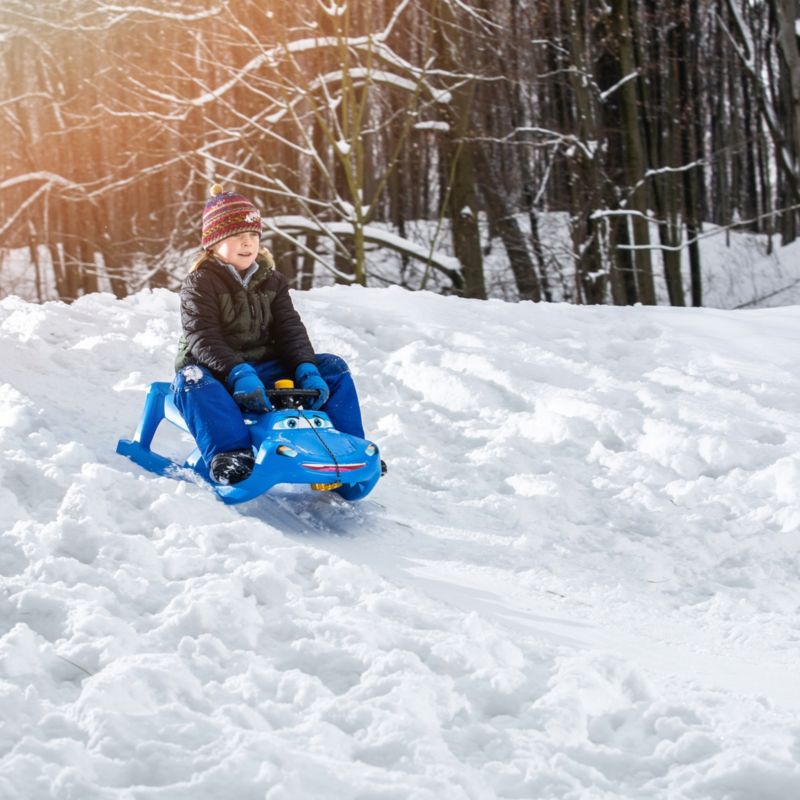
1, 287, 800, 799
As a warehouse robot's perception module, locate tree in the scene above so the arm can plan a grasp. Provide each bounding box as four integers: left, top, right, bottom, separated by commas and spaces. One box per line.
2, 0, 799, 308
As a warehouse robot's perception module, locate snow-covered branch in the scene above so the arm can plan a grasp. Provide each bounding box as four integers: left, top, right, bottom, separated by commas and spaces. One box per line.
598, 70, 639, 102
266, 215, 463, 287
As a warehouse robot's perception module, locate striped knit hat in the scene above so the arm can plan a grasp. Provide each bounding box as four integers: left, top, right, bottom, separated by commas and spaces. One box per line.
201, 183, 262, 250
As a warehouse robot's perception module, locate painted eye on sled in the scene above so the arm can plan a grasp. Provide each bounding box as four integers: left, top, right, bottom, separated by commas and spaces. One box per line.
272, 415, 333, 430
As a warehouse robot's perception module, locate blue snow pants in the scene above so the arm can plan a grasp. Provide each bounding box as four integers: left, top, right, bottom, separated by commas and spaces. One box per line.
171, 354, 365, 468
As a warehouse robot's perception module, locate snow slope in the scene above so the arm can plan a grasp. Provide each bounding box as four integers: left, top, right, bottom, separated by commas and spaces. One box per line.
1, 286, 800, 799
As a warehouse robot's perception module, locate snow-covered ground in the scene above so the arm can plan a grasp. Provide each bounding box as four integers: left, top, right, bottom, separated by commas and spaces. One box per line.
1, 286, 800, 799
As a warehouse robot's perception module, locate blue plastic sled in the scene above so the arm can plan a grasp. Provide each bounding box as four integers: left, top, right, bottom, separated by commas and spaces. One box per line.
116, 382, 382, 504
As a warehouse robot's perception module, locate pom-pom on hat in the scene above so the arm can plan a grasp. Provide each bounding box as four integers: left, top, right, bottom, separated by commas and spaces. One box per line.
201, 183, 263, 250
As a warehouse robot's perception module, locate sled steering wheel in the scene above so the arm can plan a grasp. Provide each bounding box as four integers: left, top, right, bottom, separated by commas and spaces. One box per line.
265, 387, 321, 410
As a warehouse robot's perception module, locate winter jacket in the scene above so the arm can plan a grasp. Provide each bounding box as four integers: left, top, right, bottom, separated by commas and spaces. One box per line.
174, 251, 315, 380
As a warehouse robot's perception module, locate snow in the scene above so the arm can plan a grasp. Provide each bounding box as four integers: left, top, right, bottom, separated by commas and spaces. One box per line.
414, 121, 450, 133
318, 1, 347, 16
307, 68, 451, 104
1, 286, 800, 798
264, 215, 462, 275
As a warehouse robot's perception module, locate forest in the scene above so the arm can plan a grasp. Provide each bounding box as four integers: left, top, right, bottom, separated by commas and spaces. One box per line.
1, 0, 799, 305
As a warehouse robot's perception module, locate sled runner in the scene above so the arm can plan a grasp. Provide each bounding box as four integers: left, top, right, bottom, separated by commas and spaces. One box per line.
116, 381, 382, 504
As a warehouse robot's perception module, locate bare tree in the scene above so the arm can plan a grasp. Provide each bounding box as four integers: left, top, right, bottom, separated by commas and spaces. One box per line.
2, 0, 799, 307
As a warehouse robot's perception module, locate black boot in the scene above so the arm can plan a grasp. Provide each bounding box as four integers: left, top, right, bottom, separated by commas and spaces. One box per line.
210, 448, 255, 485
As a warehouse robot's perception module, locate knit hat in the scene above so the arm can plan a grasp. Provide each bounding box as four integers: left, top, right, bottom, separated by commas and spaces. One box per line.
201, 183, 263, 250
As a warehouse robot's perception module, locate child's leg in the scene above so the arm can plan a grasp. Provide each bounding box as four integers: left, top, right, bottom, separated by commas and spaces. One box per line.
313, 353, 366, 438
252, 354, 366, 437
172, 365, 250, 467
253, 359, 292, 390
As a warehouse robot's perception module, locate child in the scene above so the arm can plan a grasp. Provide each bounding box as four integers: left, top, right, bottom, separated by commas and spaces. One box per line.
173, 183, 366, 485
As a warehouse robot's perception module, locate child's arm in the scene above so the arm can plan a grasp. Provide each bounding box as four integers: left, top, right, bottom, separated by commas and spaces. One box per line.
269, 273, 316, 372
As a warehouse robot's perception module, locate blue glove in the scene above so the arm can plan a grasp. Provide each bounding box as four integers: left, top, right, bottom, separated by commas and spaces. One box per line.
294, 362, 329, 410
227, 363, 272, 413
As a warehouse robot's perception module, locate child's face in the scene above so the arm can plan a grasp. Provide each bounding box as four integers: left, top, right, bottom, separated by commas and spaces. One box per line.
213, 232, 260, 271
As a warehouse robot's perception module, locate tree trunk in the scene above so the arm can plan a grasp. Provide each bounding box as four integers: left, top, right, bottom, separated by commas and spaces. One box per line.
445, 125, 486, 299
609, 212, 638, 305
562, 0, 608, 304
661, 1, 686, 306
434, 1, 486, 299
613, 0, 656, 304
773, 0, 800, 241
478, 149, 541, 301
525, 196, 553, 302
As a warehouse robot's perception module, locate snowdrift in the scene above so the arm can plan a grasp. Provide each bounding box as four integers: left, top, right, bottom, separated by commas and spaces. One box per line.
1, 287, 800, 799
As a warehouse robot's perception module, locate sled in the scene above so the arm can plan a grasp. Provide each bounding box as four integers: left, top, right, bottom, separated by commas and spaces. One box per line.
116, 381, 382, 504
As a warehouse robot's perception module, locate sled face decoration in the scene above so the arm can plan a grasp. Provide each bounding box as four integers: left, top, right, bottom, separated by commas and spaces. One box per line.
116, 382, 382, 504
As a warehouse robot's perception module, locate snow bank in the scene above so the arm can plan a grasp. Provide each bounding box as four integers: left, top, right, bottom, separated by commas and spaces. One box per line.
1, 287, 799, 798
